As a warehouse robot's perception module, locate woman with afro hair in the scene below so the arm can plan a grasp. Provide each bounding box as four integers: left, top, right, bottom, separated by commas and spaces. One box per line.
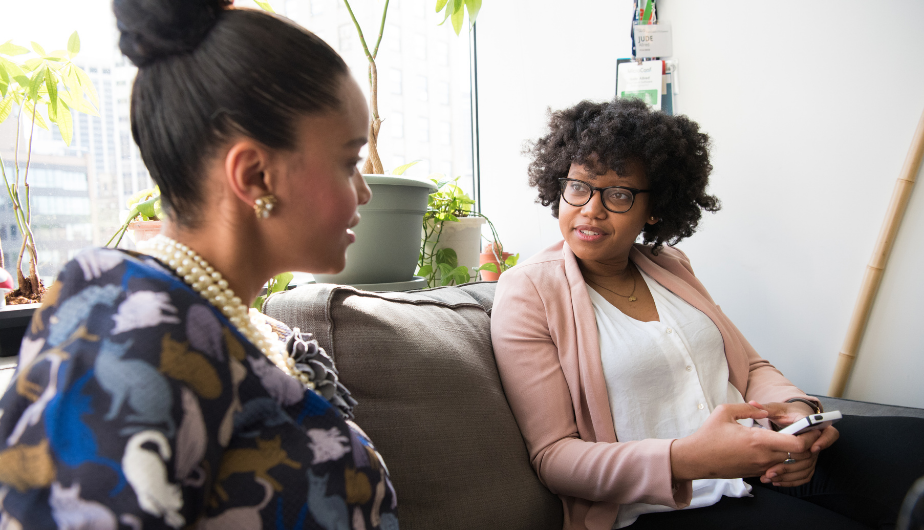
490, 97, 924, 529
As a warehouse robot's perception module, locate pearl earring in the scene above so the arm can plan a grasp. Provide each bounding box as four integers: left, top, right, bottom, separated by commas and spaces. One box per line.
254, 194, 277, 219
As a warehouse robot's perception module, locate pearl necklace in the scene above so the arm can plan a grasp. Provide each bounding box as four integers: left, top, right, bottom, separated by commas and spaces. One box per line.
137, 235, 314, 389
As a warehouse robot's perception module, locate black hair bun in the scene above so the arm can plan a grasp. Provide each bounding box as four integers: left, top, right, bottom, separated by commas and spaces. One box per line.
114, 0, 233, 67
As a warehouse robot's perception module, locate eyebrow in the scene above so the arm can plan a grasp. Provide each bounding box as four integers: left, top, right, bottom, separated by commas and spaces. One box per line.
344, 137, 368, 148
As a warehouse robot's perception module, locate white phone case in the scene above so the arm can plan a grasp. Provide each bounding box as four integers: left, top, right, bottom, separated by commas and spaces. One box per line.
778, 411, 843, 435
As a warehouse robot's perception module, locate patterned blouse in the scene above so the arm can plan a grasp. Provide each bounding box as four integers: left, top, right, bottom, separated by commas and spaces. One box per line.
0, 248, 398, 529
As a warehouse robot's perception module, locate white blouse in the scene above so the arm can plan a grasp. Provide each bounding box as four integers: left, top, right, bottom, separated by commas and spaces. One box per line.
586, 269, 752, 529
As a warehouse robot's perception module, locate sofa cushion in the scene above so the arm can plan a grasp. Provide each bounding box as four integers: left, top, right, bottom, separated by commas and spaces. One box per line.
264, 282, 563, 530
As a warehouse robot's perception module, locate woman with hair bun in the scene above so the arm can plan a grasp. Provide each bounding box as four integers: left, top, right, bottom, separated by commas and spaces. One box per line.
0, 1, 398, 528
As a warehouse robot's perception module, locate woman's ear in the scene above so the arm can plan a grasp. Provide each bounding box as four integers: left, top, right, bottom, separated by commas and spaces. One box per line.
223, 140, 273, 206
646, 215, 661, 225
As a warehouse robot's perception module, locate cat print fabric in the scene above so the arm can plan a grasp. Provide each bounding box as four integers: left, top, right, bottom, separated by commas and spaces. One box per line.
0, 248, 397, 529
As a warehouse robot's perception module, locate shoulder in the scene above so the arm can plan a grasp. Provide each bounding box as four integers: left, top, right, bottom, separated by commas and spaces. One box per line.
496, 242, 567, 293
494, 241, 571, 318
499, 241, 566, 285
31, 247, 216, 356
633, 243, 696, 276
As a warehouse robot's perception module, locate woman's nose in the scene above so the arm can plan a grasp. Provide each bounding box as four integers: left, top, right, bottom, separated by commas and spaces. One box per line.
355, 172, 372, 206
580, 192, 607, 217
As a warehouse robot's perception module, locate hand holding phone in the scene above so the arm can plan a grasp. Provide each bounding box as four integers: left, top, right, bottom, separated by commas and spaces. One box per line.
778, 411, 842, 435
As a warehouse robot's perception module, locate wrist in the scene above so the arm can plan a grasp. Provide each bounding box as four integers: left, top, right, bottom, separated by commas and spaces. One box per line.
785, 397, 822, 414
669, 437, 698, 481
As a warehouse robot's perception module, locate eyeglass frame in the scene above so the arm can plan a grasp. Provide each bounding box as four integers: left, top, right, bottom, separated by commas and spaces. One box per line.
557, 178, 651, 214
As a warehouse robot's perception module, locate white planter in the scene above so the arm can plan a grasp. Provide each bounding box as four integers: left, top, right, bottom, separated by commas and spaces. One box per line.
425, 216, 487, 278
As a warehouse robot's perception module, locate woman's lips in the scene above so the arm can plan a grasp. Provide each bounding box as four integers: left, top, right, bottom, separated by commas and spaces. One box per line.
574, 226, 605, 242
346, 229, 356, 243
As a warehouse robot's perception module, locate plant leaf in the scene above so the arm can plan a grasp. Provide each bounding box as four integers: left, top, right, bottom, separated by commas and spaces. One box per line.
31, 42, 46, 57
416, 264, 432, 277
45, 70, 58, 119
269, 272, 293, 294
437, 1, 452, 25
0, 95, 14, 124
505, 253, 519, 267
22, 58, 43, 72
435, 247, 458, 268
464, 0, 481, 28
434, 0, 448, 12
53, 99, 73, 145
24, 100, 49, 130
58, 87, 99, 116
74, 65, 99, 106
254, 0, 275, 13
477, 262, 497, 273
391, 159, 421, 176
28, 67, 47, 101
67, 31, 80, 58
252, 295, 266, 310
451, 0, 465, 34
135, 197, 158, 218
0, 41, 29, 56
0, 57, 25, 81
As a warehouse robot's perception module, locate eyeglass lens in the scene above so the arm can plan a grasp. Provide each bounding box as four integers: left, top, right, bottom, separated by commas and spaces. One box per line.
562, 180, 635, 212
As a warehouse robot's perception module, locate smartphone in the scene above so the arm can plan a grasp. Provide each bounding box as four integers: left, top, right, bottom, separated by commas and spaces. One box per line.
778, 411, 842, 435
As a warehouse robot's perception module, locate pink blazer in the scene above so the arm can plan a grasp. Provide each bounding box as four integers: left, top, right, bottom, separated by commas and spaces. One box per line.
490, 241, 816, 530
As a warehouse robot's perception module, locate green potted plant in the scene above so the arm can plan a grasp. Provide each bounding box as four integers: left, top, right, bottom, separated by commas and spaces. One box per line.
0, 32, 99, 304
311, 1, 482, 289
478, 241, 517, 281
107, 187, 163, 247
418, 175, 517, 287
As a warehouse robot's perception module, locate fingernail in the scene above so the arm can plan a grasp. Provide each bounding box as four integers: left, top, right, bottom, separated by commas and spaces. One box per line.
773, 482, 781, 487
760, 477, 769, 483
767, 472, 777, 479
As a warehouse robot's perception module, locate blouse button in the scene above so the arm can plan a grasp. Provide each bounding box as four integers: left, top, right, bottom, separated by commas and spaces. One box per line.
697, 403, 705, 410
666, 327, 673, 334
686, 365, 693, 372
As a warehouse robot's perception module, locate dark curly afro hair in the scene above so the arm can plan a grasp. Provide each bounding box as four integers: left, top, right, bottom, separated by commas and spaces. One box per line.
525, 97, 720, 254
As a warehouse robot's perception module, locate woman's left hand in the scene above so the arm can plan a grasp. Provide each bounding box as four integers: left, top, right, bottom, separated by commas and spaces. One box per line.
749, 401, 840, 487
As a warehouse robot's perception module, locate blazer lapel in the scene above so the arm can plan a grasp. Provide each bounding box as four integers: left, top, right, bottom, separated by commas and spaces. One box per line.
561, 243, 619, 443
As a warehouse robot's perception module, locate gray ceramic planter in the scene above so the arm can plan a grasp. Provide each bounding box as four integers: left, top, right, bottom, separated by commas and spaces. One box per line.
313, 175, 436, 286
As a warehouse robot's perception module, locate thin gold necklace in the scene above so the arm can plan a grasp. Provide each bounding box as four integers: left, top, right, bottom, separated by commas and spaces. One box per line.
586, 268, 638, 302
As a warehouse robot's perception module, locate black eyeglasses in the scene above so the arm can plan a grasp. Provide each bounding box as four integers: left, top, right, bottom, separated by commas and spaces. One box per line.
558, 178, 651, 213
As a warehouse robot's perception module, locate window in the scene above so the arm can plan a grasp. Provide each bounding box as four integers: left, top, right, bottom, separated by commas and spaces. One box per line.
417, 117, 430, 143
386, 24, 401, 52
388, 113, 404, 138
435, 81, 450, 105
338, 24, 354, 51
414, 35, 427, 61
1, 0, 475, 284
415, 75, 428, 102
437, 121, 451, 145
387, 68, 403, 95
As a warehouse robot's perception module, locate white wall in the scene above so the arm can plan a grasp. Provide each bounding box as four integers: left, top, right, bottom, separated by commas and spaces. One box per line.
476, 0, 924, 407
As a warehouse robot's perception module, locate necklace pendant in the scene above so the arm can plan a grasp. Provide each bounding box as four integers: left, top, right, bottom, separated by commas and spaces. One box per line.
628, 296, 637, 302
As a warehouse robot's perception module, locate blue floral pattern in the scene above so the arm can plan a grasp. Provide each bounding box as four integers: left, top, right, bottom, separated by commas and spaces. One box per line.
0, 248, 397, 529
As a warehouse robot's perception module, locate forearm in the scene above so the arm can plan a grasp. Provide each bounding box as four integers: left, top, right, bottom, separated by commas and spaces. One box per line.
536, 436, 691, 508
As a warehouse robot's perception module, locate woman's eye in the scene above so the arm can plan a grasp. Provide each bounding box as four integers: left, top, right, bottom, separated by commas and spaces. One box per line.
608, 191, 631, 202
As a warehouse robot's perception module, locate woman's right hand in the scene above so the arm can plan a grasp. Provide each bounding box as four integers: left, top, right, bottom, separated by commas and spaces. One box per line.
669, 403, 819, 481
